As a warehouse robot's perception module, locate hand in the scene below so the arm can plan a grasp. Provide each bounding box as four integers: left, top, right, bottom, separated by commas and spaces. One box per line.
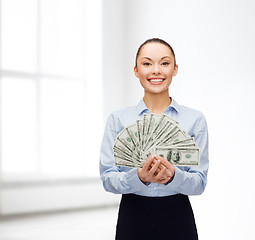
137, 155, 173, 184
152, 155, 175, 183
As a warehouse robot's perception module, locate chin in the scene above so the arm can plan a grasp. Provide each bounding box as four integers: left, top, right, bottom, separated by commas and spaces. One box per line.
145, 88, 169, 95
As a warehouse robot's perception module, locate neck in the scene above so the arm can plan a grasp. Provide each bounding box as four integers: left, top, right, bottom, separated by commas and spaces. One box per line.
143, 90, 171, 114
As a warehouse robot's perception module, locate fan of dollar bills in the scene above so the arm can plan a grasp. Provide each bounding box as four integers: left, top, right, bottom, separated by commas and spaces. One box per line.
113, 113, 200, 168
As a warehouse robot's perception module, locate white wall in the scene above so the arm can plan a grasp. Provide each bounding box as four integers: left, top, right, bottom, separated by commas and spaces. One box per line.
102, 0, 255, 239
102, 0, 127, 120
0, 180, 120, 216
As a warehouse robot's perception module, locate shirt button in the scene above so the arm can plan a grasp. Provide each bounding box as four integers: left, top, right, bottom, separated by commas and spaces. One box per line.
153, 187, 157, 190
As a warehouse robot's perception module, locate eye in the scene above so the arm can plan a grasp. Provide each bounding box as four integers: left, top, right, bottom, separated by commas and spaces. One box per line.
143, 62, 151, 66
161, 62, 170, 66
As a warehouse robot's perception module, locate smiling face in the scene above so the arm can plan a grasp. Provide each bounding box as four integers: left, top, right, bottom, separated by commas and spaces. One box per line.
134, 42, 178, 95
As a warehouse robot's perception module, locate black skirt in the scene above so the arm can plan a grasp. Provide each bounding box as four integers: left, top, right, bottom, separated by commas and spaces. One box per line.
116, 194, 198, 240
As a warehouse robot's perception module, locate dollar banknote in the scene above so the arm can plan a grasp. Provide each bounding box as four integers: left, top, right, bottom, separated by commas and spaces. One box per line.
113, 114, 200, 168
153, 146, 200, 166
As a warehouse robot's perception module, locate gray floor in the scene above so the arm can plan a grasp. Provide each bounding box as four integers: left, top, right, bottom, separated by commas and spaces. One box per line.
0, 206, 119, 240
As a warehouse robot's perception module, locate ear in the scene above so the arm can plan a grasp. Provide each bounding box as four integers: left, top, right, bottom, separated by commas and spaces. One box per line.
173, 64, 178, 76
134, 66, 139, 78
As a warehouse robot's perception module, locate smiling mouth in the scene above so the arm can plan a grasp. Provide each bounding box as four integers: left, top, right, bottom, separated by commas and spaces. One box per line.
148, 78, 165, 84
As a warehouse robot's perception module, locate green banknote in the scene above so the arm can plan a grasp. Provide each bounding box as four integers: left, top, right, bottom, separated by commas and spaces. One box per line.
113, 114, 200, 168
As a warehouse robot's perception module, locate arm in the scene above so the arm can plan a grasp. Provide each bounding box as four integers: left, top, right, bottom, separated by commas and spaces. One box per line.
99, 114, 148, 194
163, 113, 209, 195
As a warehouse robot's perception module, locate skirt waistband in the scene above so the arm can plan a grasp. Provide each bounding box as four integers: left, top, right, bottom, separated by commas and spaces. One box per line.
121, 193, 188, 205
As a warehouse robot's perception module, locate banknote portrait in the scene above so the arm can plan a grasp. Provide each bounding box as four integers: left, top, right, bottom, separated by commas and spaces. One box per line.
167, 149, 181, 164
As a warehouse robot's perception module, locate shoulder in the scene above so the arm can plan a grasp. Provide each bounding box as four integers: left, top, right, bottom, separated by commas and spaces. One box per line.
178, 104, 205, 120
106, 104, 140, 133
171, 100, 208, 135
172, 98, 205, 121
111, 104, 138, 119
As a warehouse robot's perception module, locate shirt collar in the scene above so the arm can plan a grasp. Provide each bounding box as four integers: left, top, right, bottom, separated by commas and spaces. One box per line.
167, 98, 179, 113
137, 98, 149, 115
137, 97, 179, 115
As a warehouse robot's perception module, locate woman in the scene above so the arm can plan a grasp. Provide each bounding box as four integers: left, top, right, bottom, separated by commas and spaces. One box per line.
100, 38, 209, 240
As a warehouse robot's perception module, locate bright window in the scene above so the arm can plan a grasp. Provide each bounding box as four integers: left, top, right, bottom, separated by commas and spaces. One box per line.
0, 0, 103, 179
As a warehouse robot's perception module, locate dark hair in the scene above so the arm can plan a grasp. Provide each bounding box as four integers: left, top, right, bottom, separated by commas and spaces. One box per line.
135, 38, 176, 67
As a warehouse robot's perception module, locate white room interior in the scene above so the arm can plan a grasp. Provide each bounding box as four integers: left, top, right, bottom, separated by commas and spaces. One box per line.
1, 0, 255, 239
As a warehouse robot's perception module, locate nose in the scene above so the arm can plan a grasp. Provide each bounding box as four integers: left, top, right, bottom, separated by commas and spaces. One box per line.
152, 64, 161, 74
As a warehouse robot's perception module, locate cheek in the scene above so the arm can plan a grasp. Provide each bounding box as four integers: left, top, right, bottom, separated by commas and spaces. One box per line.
164, 68, 174, 77
138, 68, 151, 78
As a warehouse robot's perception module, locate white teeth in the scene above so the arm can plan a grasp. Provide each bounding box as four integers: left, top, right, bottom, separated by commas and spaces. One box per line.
149, 79, 163, 82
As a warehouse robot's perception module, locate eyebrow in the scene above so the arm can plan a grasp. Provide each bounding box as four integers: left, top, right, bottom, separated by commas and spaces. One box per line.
141, 56, 172, 61
161, 56, 172, 60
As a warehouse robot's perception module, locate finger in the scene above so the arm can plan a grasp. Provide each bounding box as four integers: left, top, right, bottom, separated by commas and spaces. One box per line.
150, 159, 170, 176
154, 155, 172, 168
150, 161, 165, 175
149, 159, 161, 176
159, 176, 172, 184
154, 154, 169, 164
154, 165, 167, 181
142, 155, 156, 170
153, 168, 160, 175
151, 160, 165, 169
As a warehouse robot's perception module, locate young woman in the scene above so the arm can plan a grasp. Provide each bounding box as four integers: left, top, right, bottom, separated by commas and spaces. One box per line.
100, 38, 209, 240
